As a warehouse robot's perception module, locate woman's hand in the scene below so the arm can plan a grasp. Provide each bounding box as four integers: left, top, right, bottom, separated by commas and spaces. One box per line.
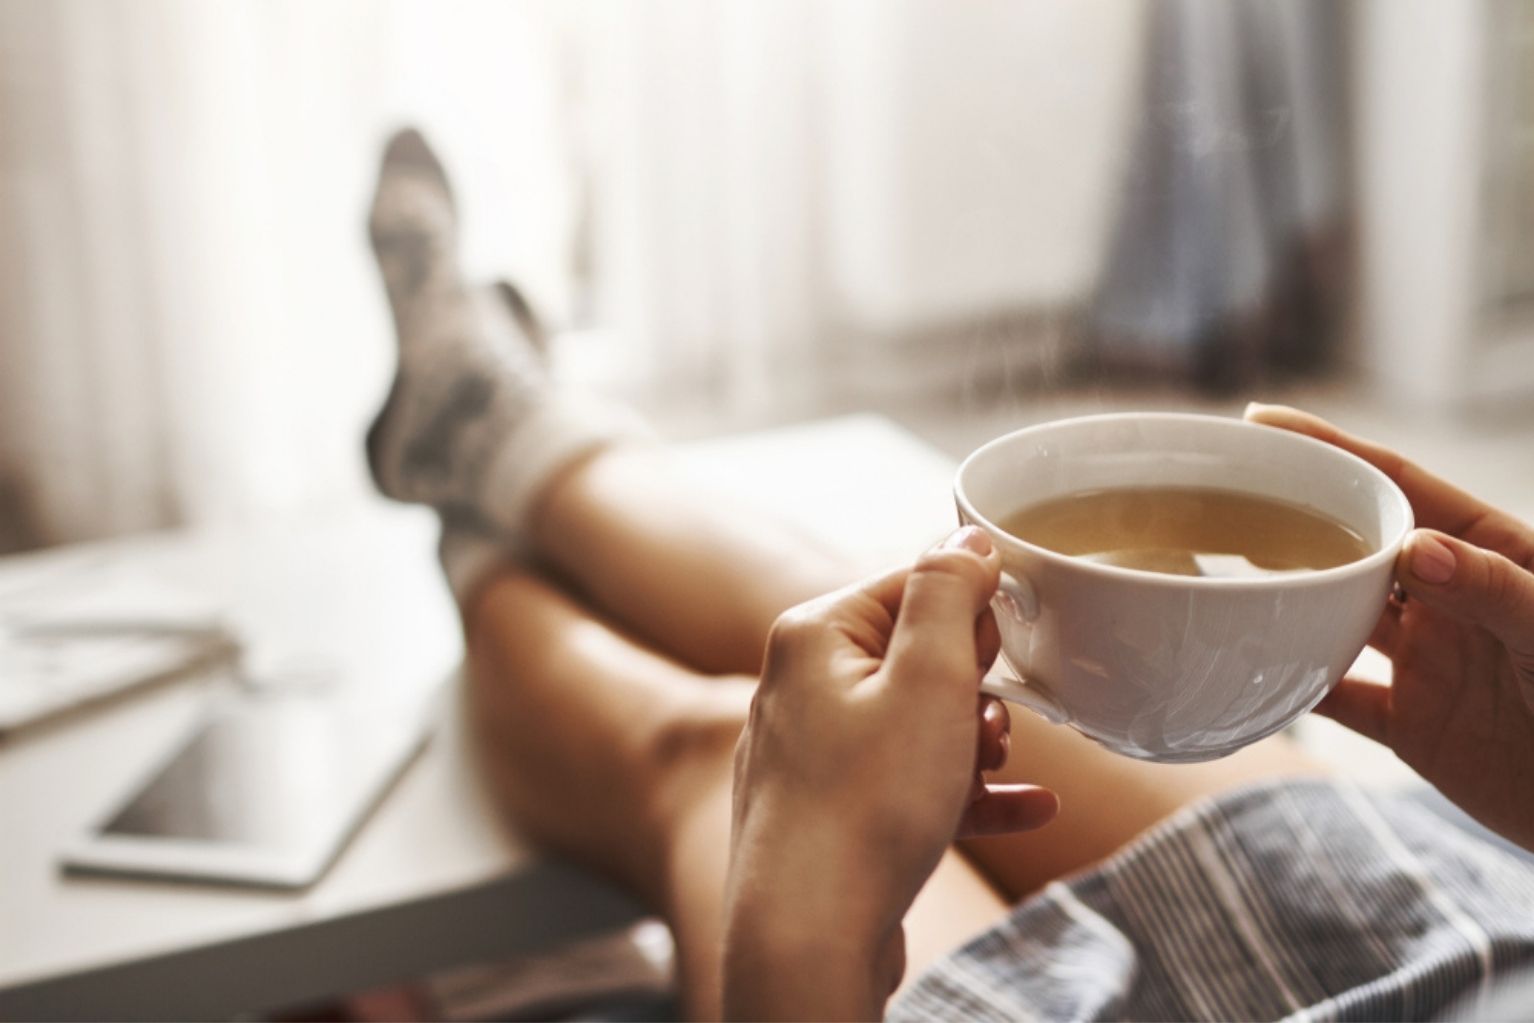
1247, 404, 1534, 851
723, 527, 1059, 1020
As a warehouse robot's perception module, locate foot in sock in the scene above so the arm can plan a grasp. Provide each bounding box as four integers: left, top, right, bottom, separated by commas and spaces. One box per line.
367, 128, 458, 319
365, 128, 634, 543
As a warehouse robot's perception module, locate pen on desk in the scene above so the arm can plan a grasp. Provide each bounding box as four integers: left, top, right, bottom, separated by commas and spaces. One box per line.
2, 620, 234, 642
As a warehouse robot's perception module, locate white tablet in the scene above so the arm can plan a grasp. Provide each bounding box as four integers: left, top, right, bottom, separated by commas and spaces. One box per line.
61, 701, 431, 889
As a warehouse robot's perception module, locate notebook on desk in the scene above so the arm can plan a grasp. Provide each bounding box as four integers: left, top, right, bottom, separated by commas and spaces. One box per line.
0, 574, 239, 735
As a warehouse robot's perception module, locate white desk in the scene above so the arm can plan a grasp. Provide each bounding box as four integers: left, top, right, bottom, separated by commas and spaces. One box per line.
0, 415, 960, 1019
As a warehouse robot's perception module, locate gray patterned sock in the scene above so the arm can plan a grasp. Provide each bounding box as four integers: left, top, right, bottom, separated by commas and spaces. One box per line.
365, 129, 636, 547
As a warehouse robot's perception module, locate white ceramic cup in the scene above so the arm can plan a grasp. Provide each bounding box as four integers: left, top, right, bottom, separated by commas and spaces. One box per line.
955, 413, 1413, 763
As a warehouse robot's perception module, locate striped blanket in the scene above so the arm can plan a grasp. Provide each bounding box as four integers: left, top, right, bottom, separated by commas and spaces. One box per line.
894, 779, 1534, 1021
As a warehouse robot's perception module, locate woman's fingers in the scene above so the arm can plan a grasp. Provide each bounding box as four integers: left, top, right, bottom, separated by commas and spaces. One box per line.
885, 528, 1001, 692
762, 560, 920, 680
977, 697, 1010, 772
1368, 600, 1403, 657
1313, 676, 1391, 746
975, 608, 1002, 674
853, 564, 914, 621
957, 784, 1059, 839
1243, 403, 1496, 537
1395, 530, 1534, 660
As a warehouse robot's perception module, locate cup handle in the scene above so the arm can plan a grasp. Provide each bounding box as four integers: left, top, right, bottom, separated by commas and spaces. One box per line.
992, 570, 1038, 624
980, 571, 1070, 725
981, 660, 1070, 724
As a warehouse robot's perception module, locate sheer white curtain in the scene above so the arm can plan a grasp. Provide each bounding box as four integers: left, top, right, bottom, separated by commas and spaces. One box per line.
571, 0, 1136, 410
0, 0, 1134, 548
565, 0, 830, 412
0, 0, 574, 547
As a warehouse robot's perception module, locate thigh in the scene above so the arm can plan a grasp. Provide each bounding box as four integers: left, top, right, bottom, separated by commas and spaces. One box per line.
961, 708, 1330, 901
901, 852, 1012, 995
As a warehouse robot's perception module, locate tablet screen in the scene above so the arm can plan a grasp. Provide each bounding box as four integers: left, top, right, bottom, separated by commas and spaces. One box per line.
100, 706, 422, 853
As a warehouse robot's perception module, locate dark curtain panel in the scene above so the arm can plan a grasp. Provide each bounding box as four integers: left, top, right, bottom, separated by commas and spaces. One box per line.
1086, 0, 1349, 392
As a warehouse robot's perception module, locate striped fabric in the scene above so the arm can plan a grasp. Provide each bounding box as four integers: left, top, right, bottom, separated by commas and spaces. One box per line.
892, 779, 1534, 1022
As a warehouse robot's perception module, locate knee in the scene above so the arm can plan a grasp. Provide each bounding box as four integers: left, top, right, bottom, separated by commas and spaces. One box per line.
465, 570, 600, 681
651, 680, 751, 769
644, 680, 753, 819
465, 570, 549, 642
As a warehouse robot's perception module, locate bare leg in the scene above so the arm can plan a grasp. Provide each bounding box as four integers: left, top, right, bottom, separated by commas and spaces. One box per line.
522, 446, 1329, 899
465, 571, 1007, 1019
531, 448, 855, 676
959, 712, 1328, 900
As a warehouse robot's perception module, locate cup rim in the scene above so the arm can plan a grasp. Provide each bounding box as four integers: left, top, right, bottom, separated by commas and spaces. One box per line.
953, 411, 1415, 589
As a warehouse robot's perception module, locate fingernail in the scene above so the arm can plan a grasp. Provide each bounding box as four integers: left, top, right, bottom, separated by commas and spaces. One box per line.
1244, 401, 1296, 421
1411, 534, 1456, 585
943, 526, 992, 556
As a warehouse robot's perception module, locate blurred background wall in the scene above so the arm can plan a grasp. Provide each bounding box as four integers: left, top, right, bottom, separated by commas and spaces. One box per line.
0, 0, 1531, 552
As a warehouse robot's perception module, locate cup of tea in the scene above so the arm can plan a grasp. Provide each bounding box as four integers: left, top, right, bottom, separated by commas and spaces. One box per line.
954, 412, 1413, 763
